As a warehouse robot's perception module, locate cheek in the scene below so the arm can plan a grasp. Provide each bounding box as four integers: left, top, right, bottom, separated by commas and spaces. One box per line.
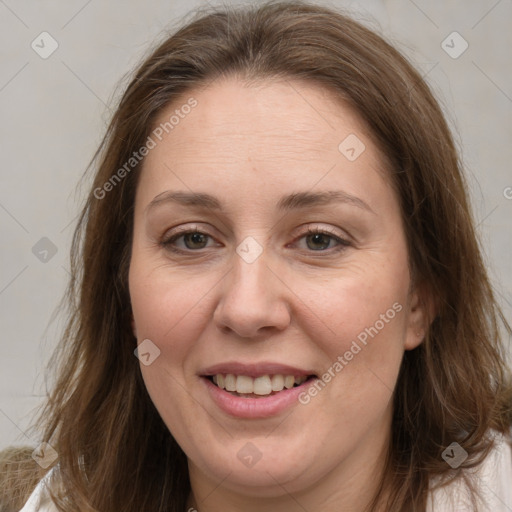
129, 236, 208, 327
290, 281, 406, 447
129, 263, 215, 444
294, 255, 410, 390
129, 267, 210, 358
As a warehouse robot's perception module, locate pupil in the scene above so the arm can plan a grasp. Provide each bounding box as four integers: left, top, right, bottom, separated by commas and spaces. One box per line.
308, 233, 329, 250
186, 233, 206, 248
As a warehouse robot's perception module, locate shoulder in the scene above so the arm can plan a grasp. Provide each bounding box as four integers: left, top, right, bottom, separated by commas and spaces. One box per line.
427, 430, 512, 511
18, 464, 58, 512
0, 446, 57, 512
0, 446, 49, 512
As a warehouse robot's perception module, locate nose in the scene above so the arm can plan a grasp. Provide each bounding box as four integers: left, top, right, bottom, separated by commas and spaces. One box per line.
213, 249, 292, 339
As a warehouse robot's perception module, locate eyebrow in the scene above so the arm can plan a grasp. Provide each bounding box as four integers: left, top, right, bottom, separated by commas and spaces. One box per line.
145, 190, 376, 215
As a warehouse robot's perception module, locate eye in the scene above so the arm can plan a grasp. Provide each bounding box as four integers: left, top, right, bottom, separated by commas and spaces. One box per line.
160, 225, 351, 255
293, 227, 351, 253
161, 227, 218, 253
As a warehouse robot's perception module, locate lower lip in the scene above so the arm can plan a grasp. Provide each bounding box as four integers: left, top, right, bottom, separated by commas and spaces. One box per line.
202, 377, 314, 419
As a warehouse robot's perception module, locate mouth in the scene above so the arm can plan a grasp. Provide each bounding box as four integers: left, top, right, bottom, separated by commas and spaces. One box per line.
204, 373, 318, 398
199, 362, 319, 418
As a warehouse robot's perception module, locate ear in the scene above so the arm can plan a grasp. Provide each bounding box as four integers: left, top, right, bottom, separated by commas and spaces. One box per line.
404, 280, 436, 351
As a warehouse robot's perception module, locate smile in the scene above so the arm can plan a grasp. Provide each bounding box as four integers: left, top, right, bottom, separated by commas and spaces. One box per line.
208, 374, 310, 397
200, 365, 318, 418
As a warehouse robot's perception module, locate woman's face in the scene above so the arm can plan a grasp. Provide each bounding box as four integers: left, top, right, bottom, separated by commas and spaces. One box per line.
129, 77, 427, 504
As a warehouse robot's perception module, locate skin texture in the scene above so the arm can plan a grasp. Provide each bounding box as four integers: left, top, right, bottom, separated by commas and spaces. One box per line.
128, 76, 430, 512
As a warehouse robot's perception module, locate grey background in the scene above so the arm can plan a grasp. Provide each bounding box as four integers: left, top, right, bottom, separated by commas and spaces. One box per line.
1, 0, 511, 450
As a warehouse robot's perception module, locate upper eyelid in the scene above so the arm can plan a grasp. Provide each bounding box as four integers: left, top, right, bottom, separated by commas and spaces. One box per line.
162, 223, 349, 240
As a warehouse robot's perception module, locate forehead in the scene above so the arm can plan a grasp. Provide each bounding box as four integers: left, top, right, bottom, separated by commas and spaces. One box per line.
152, 77, 376, 159
136, 76, 393, 212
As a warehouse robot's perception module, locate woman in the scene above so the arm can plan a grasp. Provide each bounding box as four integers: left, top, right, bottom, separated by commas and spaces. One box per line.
4, 1, 511, 511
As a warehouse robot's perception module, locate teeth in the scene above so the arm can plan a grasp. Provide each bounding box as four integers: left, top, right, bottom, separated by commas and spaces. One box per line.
271, 374, 284, 391
211, 374, 309, 395
236, 375, 253, 394
284, 375, 295, 389
253, 376, 272, 395
224, 374, 237, 392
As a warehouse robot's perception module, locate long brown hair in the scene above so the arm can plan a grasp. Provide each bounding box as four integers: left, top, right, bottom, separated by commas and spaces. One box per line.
10, 1, 512, 510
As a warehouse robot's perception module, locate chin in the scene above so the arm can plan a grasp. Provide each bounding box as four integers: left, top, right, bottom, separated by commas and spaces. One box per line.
189, 440, 323, 497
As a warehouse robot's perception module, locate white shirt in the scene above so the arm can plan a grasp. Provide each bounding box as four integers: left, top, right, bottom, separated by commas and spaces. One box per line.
20, 432, 512, 511
426, 431, 512, 511
19, 464, 58, 512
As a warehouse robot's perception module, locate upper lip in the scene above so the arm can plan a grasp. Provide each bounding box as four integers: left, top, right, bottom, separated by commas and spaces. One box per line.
200, 361, 316, 378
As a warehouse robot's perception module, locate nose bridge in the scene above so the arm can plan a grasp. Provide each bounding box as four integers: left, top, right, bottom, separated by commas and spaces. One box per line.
213, 245, 291, 338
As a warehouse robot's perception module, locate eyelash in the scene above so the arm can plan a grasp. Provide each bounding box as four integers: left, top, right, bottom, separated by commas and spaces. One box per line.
160, 225, 351, 255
